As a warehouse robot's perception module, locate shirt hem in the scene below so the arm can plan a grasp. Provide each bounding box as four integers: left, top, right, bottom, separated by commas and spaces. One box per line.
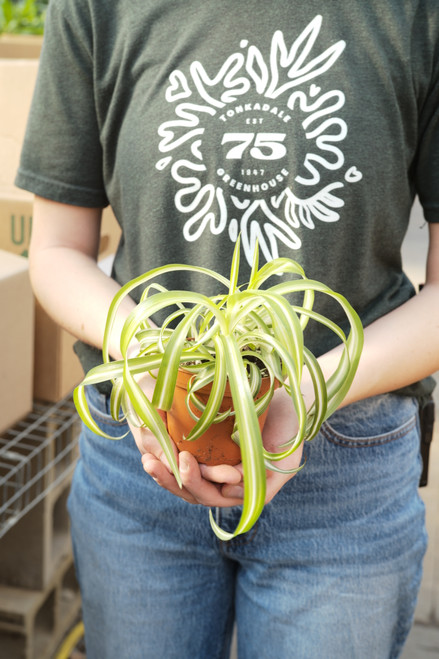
15, 169, 109, 208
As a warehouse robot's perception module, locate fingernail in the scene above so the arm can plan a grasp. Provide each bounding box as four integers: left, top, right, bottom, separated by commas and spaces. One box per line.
180, 455, 189, 473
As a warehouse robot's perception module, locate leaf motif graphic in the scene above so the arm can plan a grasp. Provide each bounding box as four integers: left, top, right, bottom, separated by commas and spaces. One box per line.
266, 18, 346, 99
240, 200, 302, 263
157, 19, 353, 266
272, 184, 345, 230
189, 54, 250, 109
180, 180, 228, 242
245, 45, 270, 94
166, 70, 192, 103
158, 103, 215, 153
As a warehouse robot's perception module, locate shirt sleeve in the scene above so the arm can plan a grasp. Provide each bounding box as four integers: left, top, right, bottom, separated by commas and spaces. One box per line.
414, 56, 439, 223
15, 0, 108, 208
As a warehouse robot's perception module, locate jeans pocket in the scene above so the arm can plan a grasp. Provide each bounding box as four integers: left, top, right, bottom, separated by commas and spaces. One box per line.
84, 385, 127, 435
320, 394, 419, 448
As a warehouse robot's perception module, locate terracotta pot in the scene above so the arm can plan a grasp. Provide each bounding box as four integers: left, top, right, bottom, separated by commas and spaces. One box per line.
166, 368, 274, 466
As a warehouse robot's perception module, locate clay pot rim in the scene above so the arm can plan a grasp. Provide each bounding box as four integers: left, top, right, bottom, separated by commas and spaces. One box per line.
175, 365, 277, 399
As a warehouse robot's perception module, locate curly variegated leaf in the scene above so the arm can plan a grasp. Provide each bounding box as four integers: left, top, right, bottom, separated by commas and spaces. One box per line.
74, 237, 364, 541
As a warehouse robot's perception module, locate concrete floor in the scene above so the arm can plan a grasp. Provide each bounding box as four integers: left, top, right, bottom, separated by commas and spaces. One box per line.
401, 623, 439, 658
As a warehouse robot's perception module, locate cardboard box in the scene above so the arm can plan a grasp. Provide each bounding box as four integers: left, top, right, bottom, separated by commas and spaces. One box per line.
0, 187, 32, 257
0, 49, 121, 402
0, 187, 121, 402
33, 300, 84, 403
0, 56, 121, 257
0, 34, 43, 59
0, 58, 40, 188
0, 250, 34, 433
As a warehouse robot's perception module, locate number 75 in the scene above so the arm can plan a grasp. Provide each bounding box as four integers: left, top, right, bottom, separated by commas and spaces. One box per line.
221, 133, 287, 160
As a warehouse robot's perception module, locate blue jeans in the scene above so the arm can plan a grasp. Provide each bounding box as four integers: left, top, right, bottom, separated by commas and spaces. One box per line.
68, 386, 427, 659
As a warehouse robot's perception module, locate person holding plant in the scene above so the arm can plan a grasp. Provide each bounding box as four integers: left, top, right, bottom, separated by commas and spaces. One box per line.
16, 1, 439, 658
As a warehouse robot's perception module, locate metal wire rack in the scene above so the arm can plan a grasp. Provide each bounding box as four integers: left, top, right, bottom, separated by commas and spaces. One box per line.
0, 395, 81, 539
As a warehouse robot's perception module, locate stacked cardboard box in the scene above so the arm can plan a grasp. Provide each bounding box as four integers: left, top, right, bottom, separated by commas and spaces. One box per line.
0, 187, 121, 403
0, 33, 116, 659
0, 45, 121, 405
0, 251, 34, 433
0, 56, 39, 188
0, 34, 43, 59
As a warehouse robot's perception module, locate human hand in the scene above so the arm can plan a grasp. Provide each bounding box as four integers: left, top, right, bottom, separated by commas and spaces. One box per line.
141, 446, 245, 506
218, 386, 304, 504
134, 372, 245, 506
138, 380, 303, 507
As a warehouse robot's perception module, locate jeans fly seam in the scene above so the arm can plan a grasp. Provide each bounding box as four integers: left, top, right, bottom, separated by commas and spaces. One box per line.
216, 508, 260, 553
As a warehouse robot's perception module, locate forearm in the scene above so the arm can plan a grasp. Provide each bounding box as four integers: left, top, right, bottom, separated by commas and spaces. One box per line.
312, 222, 439, 408
317, 279, 439, 408
28, 197, 136, 361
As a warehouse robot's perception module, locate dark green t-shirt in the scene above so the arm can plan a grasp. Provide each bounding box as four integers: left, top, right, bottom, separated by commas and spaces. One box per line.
16, 0, 439, 396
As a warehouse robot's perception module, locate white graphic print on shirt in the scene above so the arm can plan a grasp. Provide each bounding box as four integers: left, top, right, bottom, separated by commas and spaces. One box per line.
156, 15, 362, 265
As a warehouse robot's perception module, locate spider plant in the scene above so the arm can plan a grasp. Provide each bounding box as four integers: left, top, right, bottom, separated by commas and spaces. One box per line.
74, 238, 363, 540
